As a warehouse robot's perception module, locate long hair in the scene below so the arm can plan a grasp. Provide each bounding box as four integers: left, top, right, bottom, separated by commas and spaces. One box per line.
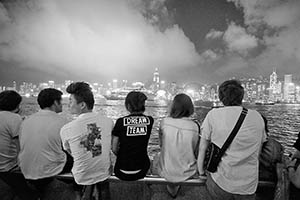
169, 93, 194, 118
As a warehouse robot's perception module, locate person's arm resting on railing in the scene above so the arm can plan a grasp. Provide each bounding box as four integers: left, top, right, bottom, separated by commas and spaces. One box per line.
112, 135, 119, 155
287, 159, 300, 188
198, 137, 209, 177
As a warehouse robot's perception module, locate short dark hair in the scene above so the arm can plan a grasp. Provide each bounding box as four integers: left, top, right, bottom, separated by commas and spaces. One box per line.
218, 79, 244, 106
125, 91, 147, 113
0, 90, 22, 111
66, 82, 94, 110
37, 88, 63, 109
169, 93, 194, 118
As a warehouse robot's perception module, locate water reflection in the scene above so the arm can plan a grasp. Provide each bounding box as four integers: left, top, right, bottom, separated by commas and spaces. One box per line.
20, 97, 300, 157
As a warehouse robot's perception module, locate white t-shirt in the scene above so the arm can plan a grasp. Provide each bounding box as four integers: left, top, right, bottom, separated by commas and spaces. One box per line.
158, 117, 200, 182
19, 110, 68, 179
60, 112, 113, 185
201, 106, 267, 195
0, 111, 22, 172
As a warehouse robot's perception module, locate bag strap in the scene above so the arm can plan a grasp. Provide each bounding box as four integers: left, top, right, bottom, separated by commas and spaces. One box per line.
193, 119, 201, 134
219, 107, 248, 157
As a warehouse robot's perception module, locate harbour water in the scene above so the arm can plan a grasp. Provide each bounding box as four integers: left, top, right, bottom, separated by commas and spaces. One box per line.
20, 97, 300, 158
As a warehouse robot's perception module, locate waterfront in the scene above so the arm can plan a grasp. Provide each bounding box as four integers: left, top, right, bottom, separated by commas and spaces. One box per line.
20, 97, 300, 157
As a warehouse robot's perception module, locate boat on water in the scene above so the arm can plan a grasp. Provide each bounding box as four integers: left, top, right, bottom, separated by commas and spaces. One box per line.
193, 100, 224, 108
104, 88, 156, 101
212, 101, 224, 108
255, 101, 275, 105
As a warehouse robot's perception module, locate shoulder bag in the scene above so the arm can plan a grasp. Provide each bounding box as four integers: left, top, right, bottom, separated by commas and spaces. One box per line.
202, 107, 248, 173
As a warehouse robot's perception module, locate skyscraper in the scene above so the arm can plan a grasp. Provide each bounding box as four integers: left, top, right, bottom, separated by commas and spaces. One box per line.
284, 74, 295, 102
269, 69, 277, 90
48, 80, 55, 88
153, 68, 160, 84
269, 69, 278, 101
153, 68, 160, 90
13, 81, 17, 91
112, 79, 118, 90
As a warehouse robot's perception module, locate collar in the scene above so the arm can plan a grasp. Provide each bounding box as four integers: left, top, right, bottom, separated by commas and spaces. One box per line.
39, 109, 57, 114
77, 111, 94, 119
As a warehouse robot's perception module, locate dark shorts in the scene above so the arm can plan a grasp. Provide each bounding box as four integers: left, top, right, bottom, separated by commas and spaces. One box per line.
206, 174, 256, 200
114, 159, 150, 181
0, 168, 39, 200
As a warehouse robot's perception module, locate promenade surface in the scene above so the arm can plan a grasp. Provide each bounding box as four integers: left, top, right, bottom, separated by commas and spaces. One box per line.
0, 177, 211, 200
1, 177, 276, 200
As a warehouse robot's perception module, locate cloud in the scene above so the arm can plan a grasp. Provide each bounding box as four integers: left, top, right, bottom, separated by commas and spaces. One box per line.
226, 0, 300, 76
215, 55, 248, 76
201, 49, 219, 61
263, 2, 300, 28
227, 0, 300, 28
0, 0, 201, 83
205, 29, 223, 40
223, 22, 258, 54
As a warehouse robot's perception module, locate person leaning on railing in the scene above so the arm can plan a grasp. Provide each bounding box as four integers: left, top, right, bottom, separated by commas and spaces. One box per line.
60, 82, 114, 199
112, 91, 154, 181
0, 90, 38, 199
287, 131, 300, 199
197, 79, 267, 200
289, 131, 300, 188
19, 88, 71, 196
287, 158, 300, 188
157, 93, 200, 198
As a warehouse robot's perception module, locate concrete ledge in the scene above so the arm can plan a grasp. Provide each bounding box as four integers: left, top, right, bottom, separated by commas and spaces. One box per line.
1, 172, 277, 200
56, 173, 276, 187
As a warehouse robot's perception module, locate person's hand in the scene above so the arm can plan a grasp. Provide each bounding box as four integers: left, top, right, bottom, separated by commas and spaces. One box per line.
292, 150, 300, 160
199, 170, 207, 180
287, 158, 297, 170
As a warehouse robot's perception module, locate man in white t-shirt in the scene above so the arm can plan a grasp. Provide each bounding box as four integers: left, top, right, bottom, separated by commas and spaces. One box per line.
19, 88, 71, 195
197, 80, 267, 200
60, 82, 113, 199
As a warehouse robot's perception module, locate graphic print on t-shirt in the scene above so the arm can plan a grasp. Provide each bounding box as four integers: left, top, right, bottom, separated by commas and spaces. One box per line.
123, 116, 150, 136
80, 123, 102, 157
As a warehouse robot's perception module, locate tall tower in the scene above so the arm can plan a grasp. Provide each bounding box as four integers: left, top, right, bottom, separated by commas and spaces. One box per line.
153, 68, 160, 90
13, 81, 17, 91
269, 68, 277, 90
153, 68, 160, 84
48, 80, 55, 88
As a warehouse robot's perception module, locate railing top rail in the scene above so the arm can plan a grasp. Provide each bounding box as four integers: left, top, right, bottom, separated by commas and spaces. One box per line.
56, 173, 276, 187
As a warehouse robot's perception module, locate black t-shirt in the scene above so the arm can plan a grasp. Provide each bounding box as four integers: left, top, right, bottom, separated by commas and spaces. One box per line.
112, 114, 154, 171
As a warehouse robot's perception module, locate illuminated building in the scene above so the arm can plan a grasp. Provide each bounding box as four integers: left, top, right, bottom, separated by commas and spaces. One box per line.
13, 81, 17, 91
153, 68, 160, 90
296, 86, 300, 102
122, 80, 127, 88
112, 79, 118, 90
269, 69, 277, 91
269, 69, 281, 101
48, 80, 55, 88
284, 74, 295, 102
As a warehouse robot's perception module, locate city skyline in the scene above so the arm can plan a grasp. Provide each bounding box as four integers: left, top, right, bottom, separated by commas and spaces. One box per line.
1, 69, 300, 89
1, 0, 300, 85
1, 68, 300, 104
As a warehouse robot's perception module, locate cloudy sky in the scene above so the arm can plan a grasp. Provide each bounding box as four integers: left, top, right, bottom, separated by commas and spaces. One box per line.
0, 0, 299, 85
